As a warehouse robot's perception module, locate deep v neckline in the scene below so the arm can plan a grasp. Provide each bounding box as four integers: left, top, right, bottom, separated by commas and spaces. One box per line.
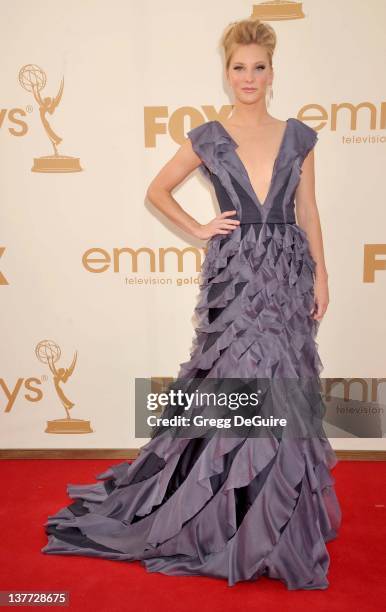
214, 118, 291, 209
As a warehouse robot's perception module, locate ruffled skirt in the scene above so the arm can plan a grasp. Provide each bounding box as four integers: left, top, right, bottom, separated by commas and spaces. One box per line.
41, 222, 342, 590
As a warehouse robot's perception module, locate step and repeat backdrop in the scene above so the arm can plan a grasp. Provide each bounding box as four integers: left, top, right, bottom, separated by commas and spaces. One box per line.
1, 0, 385, 451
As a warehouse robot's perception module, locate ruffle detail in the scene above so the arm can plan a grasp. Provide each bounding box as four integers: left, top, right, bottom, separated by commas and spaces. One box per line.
187, 121, 237, 176
177, 222, 321, 380
187, 121, 246, 218
292, 118, 319, 165
41, 431, 341, 590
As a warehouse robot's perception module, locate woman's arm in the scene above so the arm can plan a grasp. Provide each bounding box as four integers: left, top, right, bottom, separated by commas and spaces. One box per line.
146, 139, 203, 238
295, 150, 329, 320
295, 150, 328, 280
146, 139, 240, 240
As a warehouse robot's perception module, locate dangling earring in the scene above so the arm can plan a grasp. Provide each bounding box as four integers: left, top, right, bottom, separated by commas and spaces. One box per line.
266, 84, 273, 107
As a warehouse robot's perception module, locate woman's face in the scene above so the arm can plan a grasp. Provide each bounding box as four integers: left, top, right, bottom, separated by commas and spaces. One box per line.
226, 43, 273, 104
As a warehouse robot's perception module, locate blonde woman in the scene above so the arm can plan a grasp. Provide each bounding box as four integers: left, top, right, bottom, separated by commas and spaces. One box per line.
42, 17, 341, 591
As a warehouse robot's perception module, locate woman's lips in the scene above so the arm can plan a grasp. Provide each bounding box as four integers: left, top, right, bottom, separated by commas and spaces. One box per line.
242, 88, 256, 92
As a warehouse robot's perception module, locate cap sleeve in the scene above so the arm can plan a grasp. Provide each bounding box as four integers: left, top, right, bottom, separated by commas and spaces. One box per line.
293, 119, 319, 164
186, 122, 215, 172
303, 125, 318, 160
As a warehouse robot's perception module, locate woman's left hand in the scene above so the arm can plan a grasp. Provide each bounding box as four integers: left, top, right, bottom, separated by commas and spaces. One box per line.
311, 273, 329, 320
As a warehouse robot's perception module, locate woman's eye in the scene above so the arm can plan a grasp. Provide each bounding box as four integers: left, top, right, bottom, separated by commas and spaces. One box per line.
233, 65, 265, 70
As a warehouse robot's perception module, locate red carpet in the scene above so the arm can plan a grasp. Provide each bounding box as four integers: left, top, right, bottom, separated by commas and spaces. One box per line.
0, 459, 384, 611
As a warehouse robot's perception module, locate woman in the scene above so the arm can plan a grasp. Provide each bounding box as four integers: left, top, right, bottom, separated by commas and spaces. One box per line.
42, 18, 341, 590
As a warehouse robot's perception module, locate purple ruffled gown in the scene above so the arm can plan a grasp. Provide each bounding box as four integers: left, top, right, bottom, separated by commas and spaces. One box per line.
41, 118, 342, 590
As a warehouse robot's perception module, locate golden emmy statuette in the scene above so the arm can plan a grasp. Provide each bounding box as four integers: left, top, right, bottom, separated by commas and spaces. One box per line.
19, 64, 83, 173
35, 339, 93, 434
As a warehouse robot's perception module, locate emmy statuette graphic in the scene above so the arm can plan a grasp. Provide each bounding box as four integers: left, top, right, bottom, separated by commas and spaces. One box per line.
35, 339, 93, 433
19, 64, 83, 173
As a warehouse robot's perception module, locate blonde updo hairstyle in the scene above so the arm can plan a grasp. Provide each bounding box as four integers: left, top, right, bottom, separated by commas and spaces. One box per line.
220, 17, 277, 72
